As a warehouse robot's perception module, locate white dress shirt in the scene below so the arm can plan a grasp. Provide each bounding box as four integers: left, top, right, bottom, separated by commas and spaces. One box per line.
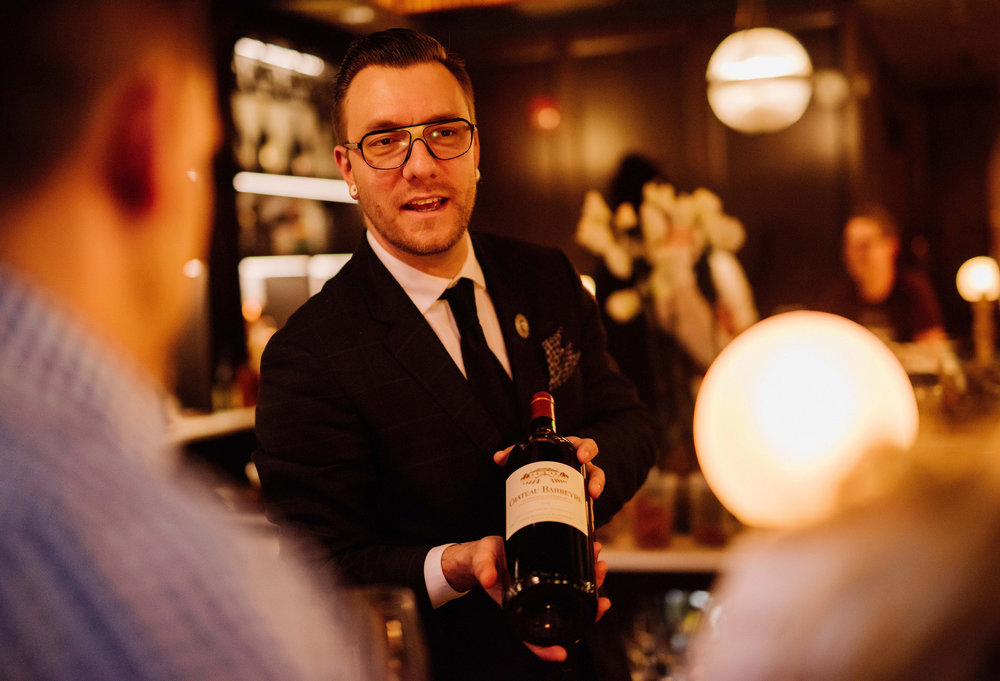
366, 230, 510, 608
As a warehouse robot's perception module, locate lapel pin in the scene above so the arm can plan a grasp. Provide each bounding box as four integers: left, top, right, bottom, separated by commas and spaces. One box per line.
514, 314, 530, 339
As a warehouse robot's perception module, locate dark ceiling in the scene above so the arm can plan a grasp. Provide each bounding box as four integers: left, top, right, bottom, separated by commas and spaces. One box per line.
850, 0, 999, 91
282, 0, 1000, 91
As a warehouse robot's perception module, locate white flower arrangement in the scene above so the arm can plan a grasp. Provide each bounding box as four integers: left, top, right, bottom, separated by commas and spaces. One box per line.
576, 181, 759, 369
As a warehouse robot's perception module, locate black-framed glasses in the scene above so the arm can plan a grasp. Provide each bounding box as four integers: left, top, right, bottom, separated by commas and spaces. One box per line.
343, 117, 476, 170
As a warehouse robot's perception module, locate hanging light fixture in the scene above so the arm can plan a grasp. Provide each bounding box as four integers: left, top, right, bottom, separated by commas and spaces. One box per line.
706, 1, 813, 135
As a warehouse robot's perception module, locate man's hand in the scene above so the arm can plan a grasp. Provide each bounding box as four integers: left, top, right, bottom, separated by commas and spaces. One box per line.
494, 436, 606, 500
442, 537, 613, 663
441, 537, 505, 604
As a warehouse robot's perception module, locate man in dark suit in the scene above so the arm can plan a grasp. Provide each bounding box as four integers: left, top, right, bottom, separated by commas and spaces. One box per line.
254, 28, 656, 681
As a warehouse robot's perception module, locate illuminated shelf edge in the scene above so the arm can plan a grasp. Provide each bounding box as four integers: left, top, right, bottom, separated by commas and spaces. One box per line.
233, 172, 357, 204
602, 536, 727, 574
167, 406, 256, 444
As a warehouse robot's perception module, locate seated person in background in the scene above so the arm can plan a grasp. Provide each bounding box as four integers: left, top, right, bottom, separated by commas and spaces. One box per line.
819, 204, 946, 344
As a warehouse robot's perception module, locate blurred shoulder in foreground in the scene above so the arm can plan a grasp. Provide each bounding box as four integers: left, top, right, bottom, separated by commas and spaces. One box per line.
692, 441, 1000, 681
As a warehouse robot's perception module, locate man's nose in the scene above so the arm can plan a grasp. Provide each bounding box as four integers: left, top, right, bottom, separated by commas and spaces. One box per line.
403, 137, 437, 175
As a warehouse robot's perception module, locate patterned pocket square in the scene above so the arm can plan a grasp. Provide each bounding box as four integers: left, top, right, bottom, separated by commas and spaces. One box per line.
542, 327, 581, 391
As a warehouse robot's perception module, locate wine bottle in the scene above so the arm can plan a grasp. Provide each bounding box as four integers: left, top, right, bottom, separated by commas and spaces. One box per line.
503, 391, 598, 647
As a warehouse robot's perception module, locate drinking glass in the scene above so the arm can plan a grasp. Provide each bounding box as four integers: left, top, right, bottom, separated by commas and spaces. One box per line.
353, 585, 430, 681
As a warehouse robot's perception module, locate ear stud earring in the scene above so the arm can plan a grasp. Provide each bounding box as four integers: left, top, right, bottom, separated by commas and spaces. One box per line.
349, 185, 359, 198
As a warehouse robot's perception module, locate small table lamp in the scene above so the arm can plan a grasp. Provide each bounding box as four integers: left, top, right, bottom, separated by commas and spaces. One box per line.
693, 311, 918, 529
956, 256, 1000, 366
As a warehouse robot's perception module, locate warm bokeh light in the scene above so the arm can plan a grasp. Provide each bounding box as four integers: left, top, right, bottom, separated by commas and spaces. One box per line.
956, 256, 1000, 302
182, 259, 204, 279
956, 256, 1000, 365
529, 95, 562, 132
693, 311, 919, 528
706, 27, 813, 134
812, 69, 851, 109
234, 37, 325, 77
233, 172, 356, 203
242, 299, 263, 324
339, 4, 377, 24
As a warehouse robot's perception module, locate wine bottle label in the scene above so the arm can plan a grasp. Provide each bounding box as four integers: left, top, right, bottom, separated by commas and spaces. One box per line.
505, 461, 587, 539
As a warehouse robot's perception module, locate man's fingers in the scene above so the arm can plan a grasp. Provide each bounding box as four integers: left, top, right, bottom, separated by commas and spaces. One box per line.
524, 642, 569, 662
473, 537, 502, 588
586, 462, 606, 499
596, 596, 612, 622
493, 445, 514, 465
595, 559, 609, 589
566, 436, 598, 464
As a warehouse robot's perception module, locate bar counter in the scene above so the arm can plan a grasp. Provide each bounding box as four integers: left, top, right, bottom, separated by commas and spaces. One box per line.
603, 534, 726, 574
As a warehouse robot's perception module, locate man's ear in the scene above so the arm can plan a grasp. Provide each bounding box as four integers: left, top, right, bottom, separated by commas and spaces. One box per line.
104, 81, 159, 216
334, 145, 354, 187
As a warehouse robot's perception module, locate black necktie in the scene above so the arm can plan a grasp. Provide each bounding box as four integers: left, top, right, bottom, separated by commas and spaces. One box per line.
440, 278, 520, 441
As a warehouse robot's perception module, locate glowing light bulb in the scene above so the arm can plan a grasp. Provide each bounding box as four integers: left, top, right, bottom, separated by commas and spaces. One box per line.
706, 27, 813, 134
693, 311, 918, 528
956, 256, 1000, 302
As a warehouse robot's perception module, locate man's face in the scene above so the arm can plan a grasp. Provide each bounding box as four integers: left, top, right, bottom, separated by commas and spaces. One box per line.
155, 59, 221, 347
843, 217, 897, 285
335, 62, 480, 271
173, 65, 220, 258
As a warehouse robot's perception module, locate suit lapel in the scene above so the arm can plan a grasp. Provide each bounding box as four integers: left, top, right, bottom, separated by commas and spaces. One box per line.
354, 239, 509, 459
473, 235, 550, 425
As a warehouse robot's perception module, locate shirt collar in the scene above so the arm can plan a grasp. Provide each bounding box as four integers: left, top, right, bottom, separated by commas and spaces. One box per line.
366, 230, 487, 313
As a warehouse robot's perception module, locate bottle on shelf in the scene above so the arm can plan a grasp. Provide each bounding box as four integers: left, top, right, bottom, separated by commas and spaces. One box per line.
631, 467, 678, 549
503, 391, 598, 647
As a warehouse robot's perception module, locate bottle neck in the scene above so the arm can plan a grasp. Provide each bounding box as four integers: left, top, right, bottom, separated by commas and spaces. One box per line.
530, 415, 556, 435
530, 392, 557, 434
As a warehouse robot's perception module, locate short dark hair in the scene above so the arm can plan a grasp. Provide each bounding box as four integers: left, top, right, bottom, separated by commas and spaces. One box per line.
332, 28, 475, 144
0, 0, 210, 205
849, 203, 900, 240
610, 154, 666, 210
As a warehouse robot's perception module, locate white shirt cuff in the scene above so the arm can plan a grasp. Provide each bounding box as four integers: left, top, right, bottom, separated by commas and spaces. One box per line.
424, 543, 468, 609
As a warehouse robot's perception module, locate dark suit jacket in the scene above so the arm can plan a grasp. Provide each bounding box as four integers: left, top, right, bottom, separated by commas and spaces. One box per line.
254, 231, 656, 681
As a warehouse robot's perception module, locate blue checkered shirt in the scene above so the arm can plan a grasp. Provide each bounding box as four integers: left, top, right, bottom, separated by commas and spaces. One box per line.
0, 268, 365, 681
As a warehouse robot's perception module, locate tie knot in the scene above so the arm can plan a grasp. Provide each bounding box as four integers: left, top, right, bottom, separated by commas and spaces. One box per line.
441, 277, 475, 314
441, 277, 474, 302
441, 278, 485, 348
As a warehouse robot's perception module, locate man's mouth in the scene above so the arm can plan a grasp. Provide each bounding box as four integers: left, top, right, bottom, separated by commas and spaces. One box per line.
404, 197, 447, 212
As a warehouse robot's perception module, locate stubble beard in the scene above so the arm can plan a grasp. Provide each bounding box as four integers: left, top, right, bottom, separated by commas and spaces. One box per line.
364, 183, 477, 258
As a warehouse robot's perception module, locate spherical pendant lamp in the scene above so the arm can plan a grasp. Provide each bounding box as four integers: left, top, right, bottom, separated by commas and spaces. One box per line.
706, 27, 813, 134
693, 311, 919, 528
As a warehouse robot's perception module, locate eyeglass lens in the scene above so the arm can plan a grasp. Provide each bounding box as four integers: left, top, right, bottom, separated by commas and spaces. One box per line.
361, 120, 473, 169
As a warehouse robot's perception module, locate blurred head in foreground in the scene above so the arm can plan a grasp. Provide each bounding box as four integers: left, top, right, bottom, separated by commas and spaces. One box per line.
0, 0, 220, 383
692, 443, 1000, 681
0, 3, 371, 680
